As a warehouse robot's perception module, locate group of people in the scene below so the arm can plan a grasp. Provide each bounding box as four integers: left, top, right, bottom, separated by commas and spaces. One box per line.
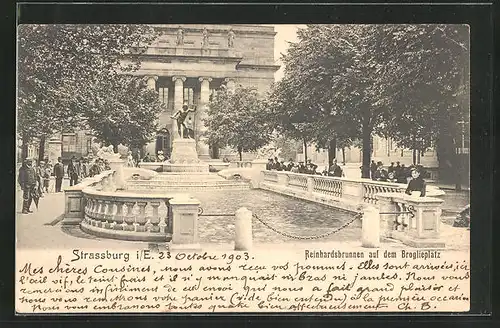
18, 155, 113, 214
140, 152, 169, 163
67, 155, 112, 184
18, 157, 64, 214
265, 157, 426, 197
369, 160, 428, 184
266, 157, 345, 177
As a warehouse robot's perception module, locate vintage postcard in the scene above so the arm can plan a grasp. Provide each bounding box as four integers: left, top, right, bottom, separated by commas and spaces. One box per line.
16, 24, 470, 314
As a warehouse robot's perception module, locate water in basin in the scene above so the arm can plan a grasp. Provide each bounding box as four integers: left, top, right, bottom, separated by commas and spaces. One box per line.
191, 189, 361, 245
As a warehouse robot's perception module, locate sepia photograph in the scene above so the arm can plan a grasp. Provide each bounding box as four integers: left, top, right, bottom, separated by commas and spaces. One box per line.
16, 23, 471, 314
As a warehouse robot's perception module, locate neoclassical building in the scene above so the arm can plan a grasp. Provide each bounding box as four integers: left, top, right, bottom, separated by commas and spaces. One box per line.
131, 24, 279, 160
33, 24, 278, 163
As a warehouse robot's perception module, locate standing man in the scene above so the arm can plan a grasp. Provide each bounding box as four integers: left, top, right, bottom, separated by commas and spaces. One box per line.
67, 156, 80, 186
369, 160, 377, 180
388, 162, 395, 174
53, 157, 64, 192
18, 159, 37, 214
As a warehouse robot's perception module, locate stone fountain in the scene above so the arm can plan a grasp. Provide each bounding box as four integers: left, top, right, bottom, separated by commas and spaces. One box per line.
134, 120, 249, 191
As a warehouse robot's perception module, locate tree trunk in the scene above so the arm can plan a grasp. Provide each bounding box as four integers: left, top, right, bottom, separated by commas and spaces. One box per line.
237, 146, 243, 161
417, 149, 421, 164
38, 135, 46, 162
455, 151, 462, 191
342, 147, 346, 165
412, 149, 417, 165
303, 138, 308, 164
112, 142, 119, 153
21, 134, 29, 160
361, 127, 371, 178
328, 138, 337, 166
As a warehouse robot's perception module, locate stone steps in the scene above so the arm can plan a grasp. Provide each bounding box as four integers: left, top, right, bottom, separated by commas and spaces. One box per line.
127, 180, 247, 187
127, 183, 250, 191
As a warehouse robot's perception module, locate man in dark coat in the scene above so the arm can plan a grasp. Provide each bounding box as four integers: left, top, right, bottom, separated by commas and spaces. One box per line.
266, 158, 274, 170
18, 159, 37, 214
370, 160, 377, 180
373, 163, 388, 182
67, 156, 80, 186
329, 159, 343, 177
405, 168, 426, 197
388, 162, 395, 174
53, 157, 65, 192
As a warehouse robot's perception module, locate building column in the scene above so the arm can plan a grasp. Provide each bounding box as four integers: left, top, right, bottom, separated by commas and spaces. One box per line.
48, 133, 62, 164
144, 76, 159, 156
224, 78, 236, 92
172, 76, 186, 139
198, 77, 212, 159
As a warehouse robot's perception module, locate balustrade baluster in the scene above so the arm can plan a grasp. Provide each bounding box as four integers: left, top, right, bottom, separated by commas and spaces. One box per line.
96, 200, 106, 221
149, 201, 161, 233
136, 202, 148, 232
123, 201, 136, 231
164, 200, 172, 234
91, 199, 99, 220
113, 201, 125, 230
104, 200, 113, 229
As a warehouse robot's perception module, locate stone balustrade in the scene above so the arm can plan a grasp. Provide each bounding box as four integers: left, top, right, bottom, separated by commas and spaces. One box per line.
260, 171, 444, 213
63, 170, 115, 225
80, 189, 178, 242
64, 162, 201, 244
231, 159, 268, 171
376, 192, 445, 248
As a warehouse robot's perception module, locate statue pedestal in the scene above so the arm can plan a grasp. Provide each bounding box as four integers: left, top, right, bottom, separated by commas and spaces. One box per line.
163, 138, 209, 173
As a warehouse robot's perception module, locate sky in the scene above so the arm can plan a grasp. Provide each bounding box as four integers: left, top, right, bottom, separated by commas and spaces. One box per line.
272, 25, 307, 81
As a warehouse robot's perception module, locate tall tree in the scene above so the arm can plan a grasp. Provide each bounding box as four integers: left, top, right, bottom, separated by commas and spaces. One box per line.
269, 25, 402, 177
386, 25, 469, 187
17, 24, 159, 159
205, 86, 273, 161
269, 25, 468, 181
81, 75, 163, 152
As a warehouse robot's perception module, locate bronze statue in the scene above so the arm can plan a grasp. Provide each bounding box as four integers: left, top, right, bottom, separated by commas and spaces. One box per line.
171, 103, 197, 139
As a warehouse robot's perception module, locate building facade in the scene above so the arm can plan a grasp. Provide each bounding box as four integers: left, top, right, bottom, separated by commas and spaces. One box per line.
129, 24, 279, 159
24, 24, 278, 163
296, 136, 439, 169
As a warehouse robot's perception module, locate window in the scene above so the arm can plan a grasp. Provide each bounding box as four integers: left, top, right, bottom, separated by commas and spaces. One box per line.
183, 88, 195, 106
62, 134, 76, 152
158, 87, 169, 111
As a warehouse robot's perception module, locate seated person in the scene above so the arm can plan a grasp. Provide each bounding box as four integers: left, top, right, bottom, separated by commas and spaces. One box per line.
373, 165, 388, 182
387, 171, 397, 183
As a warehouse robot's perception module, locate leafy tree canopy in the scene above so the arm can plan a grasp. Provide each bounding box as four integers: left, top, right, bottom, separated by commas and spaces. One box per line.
205, 86, 273, 161
17, 24, 160, 145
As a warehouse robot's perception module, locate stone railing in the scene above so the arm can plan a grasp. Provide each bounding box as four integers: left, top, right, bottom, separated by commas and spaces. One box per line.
260, 171, 444, 213
64, 161, 202, 246
376, 192, 445, 248
80, 189, 175, 242
231, 159, 268, 171
64, 170, 116, 225
235, 161, 253, 168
